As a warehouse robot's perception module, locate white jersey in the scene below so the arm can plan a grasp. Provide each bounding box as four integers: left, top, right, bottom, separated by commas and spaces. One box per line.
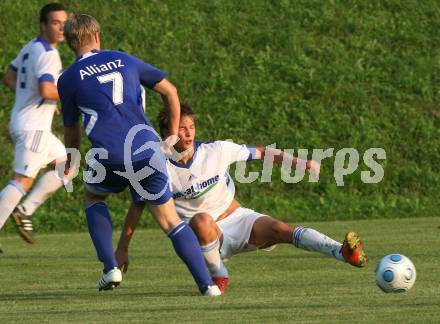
167, 141, 255, 221
9, 37, 62, 133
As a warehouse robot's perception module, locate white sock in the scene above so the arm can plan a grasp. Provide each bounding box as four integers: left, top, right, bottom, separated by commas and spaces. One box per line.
18, 170, 63, 216
293, 226, 344, 261
0, 181, 26, 229
201, 238, 229, 278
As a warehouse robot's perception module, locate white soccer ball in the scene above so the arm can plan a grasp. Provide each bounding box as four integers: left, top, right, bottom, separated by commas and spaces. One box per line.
375, 254, 416, 293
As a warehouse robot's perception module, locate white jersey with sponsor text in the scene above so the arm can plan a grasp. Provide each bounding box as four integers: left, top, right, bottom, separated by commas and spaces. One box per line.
9, 37, 62, 132
167, 141, 254, 222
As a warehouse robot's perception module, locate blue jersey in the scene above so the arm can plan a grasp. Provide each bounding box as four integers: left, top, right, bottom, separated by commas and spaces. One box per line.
58, 50, 166, 164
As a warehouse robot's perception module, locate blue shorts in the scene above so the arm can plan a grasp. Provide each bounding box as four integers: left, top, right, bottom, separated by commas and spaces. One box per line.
84, 158, 172, 205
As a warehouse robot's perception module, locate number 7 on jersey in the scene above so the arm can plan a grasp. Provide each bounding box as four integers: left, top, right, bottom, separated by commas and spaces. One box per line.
97, 71, 124, 105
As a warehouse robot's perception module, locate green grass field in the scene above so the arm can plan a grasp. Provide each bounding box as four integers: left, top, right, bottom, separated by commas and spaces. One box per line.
0, 217, 439, 323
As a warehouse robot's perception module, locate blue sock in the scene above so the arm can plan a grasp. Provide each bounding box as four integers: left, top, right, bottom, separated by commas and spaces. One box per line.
168, 222, 214, 293
85, 202, 117, 272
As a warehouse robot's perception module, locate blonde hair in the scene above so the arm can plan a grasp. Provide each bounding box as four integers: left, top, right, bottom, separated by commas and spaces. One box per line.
64, 14, 100, 52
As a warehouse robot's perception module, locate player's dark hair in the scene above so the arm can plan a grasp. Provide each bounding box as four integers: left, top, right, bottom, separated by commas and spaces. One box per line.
40, 3, 66, 24
158, 102, 195, 138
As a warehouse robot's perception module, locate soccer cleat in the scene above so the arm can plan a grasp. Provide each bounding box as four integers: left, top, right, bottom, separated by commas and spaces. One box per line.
341, 231, 367, 267
11, 208, 35, 244
203, 285, 221, 297
97, 268, 122, 291
212, 276, 229, 294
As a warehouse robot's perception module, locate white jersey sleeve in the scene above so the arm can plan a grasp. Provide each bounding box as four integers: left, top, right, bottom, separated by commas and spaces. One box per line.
35, 50, 61, 83
218, 141, 256, 165
10, 54, 20, 71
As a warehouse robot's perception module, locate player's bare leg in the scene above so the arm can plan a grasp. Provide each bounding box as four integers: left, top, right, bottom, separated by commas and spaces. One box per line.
249, 216, 367, 267
146, 199, 183, 233
189, 213, 229, 294
14, 158, 65, 227
248, 216, 293, 248
12, 174, 35, 192
189, 212, 221, 245
147, 201, 221, 296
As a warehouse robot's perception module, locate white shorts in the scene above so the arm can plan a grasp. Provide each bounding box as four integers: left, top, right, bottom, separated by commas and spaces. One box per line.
217, 207, 273, 260
11, 130, 66, 178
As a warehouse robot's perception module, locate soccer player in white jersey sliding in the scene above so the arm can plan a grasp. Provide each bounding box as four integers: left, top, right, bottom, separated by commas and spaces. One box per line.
115, 104, 368, 294
1, 3, 68, 244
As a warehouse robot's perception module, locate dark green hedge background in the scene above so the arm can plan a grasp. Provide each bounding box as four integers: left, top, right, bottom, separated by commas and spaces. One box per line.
0, 0, 439, 232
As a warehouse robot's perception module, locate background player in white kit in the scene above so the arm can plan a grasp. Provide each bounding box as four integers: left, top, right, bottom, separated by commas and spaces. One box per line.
115, 104, 368, 294
1, 3, 68, 243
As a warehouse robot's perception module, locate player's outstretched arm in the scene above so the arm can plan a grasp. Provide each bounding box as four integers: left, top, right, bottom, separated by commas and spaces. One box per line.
254, 146, 321, 176
153, 79, 180, 136
115, 202, 146, 273
2, 67, 17, 92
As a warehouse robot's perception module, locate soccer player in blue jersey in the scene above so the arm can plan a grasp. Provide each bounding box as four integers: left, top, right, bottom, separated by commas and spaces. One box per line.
58, 14, 220, 295
1, 3, 68, 244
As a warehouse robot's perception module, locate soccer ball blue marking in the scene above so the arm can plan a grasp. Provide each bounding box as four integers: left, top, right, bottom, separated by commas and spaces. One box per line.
390, 254, 402, 262
383, 270, 394, 282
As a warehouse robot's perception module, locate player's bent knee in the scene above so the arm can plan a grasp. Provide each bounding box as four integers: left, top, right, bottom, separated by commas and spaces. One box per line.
12, 174, 34, 192
190, 213, 214, 229
189, 213, 217, 241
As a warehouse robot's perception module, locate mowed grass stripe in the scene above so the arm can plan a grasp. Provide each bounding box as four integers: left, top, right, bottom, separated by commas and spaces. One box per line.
0, 217, 439, 323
